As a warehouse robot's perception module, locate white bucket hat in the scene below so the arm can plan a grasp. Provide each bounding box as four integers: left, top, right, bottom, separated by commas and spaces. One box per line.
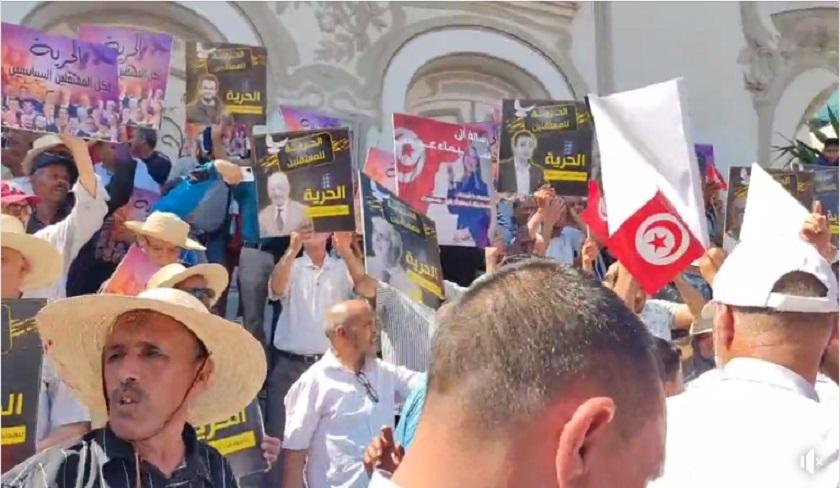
713, 238, 838, 313
689, 302, 715, 337
125, 211, 205, 251
147, 263, 229, 307
35, 288, 266, 426
0, 214, 63, 290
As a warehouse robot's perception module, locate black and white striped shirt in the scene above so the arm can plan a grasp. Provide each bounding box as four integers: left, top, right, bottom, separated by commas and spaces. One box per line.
1, 425, 237, 488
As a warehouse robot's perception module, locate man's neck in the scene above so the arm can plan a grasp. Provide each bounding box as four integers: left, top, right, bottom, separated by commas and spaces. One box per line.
332, 347, 365, 373
34, 201, 61, 225
133, 427, 187, 478
726, 347, 822, 385
513, 156, 529, 168
305, 247, 327, 267
201, 99, 216, 107
134, 148, 153, 160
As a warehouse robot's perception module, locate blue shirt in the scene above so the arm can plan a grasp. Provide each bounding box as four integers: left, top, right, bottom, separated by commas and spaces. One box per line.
394, 373, 427, 450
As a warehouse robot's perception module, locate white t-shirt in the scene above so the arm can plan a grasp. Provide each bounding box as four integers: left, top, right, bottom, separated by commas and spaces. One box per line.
639, 299, 680, 342
545, 227, 585, 265
650, 358, 839, 488
270, 253, 354, 355
283, 350, 421, 488
36, 360, 90, 443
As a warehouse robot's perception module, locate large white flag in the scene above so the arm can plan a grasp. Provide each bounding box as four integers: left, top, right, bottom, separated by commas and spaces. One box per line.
588, 78, 708, 293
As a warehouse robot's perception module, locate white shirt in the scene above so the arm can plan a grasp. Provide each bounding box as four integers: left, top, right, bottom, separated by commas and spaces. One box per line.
639, 299, 680, 342
23, 176, 109, 300
545, 226, 585, 264
270, 253, 353, 355
514, 162, 530, 195
651, 357, 840, 488
283, 350, 421, 488
815, 373, 839, 414
36, 361, 90, 442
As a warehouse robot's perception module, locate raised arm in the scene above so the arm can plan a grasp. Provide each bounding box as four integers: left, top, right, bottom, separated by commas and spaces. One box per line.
334, 231, 377, 299
270, 230, 303, 298
58, 134, 97, 197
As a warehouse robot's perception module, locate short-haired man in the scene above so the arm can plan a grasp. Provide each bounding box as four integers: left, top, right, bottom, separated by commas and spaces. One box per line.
283, 299, 420, 488
651, 235, 839, 487
265, 223, 354, 485
497, 131, 545, 195
186, 73, 225, 126
374, 259, 666, 487
130, 126, 172, 185
816, 137, 839, 166
2, 288, 267, 487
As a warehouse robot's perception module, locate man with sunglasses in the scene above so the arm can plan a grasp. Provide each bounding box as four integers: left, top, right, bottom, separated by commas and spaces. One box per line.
2, 133, 108, 299
282, 299, 421, 488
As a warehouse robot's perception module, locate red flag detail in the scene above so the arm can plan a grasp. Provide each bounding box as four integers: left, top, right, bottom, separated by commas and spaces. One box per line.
705, 163, 728, 191
607, 191, 705, 295
580, 180, 610, 244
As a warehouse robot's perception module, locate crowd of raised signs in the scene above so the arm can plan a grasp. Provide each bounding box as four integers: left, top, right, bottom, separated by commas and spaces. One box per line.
1, 21, 840, 488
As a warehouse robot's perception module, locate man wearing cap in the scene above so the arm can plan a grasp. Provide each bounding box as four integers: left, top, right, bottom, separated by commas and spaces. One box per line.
682, 302, 716, 384
0, 214, 92, 452
282, 299, 420, 488
651, 228, 840, 487
1, 288, 267, 488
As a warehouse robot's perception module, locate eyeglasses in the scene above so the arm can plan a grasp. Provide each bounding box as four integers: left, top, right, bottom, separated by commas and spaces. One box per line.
183, 287, 216, 307
355, 371, 379, 403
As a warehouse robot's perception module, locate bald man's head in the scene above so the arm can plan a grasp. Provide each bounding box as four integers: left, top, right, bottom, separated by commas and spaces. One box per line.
325, 299, 377, 357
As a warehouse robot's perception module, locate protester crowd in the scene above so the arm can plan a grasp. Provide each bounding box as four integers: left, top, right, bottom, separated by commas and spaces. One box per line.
1, 83, 839, 488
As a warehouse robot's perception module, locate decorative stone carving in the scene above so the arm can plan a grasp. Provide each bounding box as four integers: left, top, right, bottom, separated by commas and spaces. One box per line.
313, 2, 390, 63
737, 2, 782, 102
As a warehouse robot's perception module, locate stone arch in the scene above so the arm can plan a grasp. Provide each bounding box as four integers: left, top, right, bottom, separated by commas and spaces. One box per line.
378, 26, 576, 148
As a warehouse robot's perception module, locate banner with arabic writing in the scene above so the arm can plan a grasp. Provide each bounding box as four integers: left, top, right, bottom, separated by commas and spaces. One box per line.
465, 121, 500, 180
76, 25, 172, 133
360, 172, 444, 309
252, 128, 355, 237
195, 400, 268, 481
1, 299, 46, 473
499, 99, 593, 197
1, 22, 120, 141
185, 42, 266, 127
723, 166, 798, 249
814, 168, 839, 247
392, 113, 495, 247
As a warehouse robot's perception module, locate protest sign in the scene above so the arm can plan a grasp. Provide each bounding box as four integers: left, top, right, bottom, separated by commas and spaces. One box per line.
93, 163, 161, 264
814, 167, 839, 246
392, 113, 495, 247
1, 299, 46, 473
1, 22, 120, 141
195, 400, 268, 481
76, 25, 172, 132
279, 105, 344, 131
101, 244, 161, 296
499, 99, 593, 197
724, 166, 797, 247
360, 172, 444, 309
363, 147, 396, 193
794, 170, 815, 210
253, 128, 355, 236
185, 42, 267, 160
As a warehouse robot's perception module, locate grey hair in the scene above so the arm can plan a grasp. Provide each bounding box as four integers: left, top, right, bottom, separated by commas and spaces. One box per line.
371, 216, 403, 265
428, 258, 661, 437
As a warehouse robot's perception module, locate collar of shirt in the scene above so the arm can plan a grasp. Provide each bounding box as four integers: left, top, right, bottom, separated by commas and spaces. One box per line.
100, 423, 213, 483
722, 357, 819, 401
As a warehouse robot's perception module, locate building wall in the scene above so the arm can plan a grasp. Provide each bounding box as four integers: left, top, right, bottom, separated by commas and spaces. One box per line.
3, 1, 837, 175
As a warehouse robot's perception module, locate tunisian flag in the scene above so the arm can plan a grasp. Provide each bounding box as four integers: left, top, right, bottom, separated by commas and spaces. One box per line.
392, 113, 466, 214
589, 79, 708, 294
580, 180, 610, 244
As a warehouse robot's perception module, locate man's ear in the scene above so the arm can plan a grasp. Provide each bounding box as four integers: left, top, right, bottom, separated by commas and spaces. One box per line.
555, 397, 616, 485
195, 357, 215, 390
713, 304, 735, 362
21, 257, 32, 276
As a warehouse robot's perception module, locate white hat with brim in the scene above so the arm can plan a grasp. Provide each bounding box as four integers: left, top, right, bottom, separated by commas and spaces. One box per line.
147, 263, 229, 307
35, 288, 266, 427
125, 211, 205, 251
1, 214, 63, 290
21, 133, 97, 174
689, 302, 715, 337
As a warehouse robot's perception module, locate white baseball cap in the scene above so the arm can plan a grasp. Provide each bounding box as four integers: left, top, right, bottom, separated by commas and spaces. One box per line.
712, 237, 838, 313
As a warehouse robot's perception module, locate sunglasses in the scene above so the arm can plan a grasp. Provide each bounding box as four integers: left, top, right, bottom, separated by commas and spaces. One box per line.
355, 371, 379, 403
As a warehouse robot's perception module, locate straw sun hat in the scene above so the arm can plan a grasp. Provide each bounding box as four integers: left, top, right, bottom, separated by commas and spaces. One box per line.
125, 211, 206, 251
36, 287, 266, 426
147, 263, 229, 307
0, 214, 62, 290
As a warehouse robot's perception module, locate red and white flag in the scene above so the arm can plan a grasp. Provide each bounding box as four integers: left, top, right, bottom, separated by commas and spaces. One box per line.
588, 79, 708, 294
580, 180, 609, 244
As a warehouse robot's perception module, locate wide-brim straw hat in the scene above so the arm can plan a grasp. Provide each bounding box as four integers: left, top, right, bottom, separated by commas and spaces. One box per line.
147, 263, 229, 307
35, 287, 266, 427
1, 214, 62, 290
125, 211, 205, 251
